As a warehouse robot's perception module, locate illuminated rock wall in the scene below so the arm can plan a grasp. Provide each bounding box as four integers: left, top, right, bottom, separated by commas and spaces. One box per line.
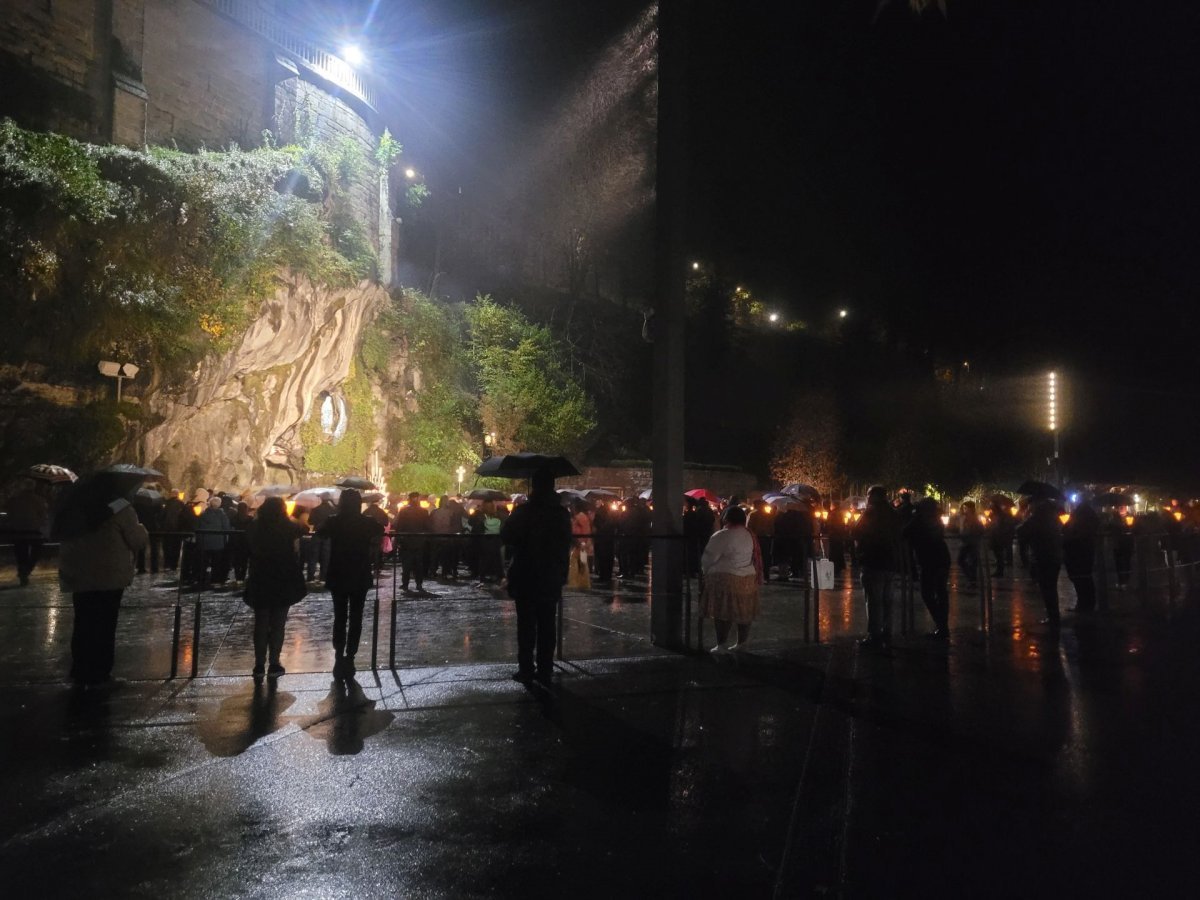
139, 271, 388, 491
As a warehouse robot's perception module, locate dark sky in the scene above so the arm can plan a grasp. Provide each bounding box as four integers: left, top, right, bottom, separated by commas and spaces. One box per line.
301, 0, 1200, 483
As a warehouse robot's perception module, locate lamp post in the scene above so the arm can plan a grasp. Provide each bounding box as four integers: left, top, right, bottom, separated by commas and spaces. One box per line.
98, 360, 139, 402
455, 465, 466, 496
1047, 371, 1061, 486
483, 431, 497, 459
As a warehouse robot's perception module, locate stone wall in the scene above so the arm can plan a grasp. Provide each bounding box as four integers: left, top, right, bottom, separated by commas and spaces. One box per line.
142, 0, 278, 150
0, 0, 108, 141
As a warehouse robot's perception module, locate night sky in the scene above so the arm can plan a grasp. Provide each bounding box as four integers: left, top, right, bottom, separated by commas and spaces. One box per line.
303, 0, 1200, 484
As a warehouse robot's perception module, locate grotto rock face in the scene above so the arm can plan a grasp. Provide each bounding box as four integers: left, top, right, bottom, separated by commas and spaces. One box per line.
140, 271, 387, 491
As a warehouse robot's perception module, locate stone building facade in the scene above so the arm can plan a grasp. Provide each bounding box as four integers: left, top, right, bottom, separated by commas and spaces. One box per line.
0, 0, 390, 274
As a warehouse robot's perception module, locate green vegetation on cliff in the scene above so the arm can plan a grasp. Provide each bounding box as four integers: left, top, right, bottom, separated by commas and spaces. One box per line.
0, 119, 382, 383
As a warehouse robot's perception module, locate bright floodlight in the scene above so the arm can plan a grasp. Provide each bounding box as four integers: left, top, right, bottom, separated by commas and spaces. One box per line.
768, 312, 779, 323
691, 261, 701, 271
404, 167, 416, 179
838, 308, 848, 319
342, 44, 365, 67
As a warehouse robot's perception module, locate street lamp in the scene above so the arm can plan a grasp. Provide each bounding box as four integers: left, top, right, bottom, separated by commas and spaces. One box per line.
838, 308, 848, 319
455, 465, 466, 495
98, 360, 139, 402
404, 167, 416, 179
768, 312, 779, 323
483, 431, 497, 458
691, 261, 701, 271
1047, 371, 1061, 485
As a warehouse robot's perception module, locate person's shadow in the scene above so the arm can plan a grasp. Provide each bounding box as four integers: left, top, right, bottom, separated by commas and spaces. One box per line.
198, 682, 297, 757
301, 676, 394, 755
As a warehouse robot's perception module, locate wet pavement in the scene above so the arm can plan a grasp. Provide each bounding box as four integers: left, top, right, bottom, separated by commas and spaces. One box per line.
1, 558, 1198, 896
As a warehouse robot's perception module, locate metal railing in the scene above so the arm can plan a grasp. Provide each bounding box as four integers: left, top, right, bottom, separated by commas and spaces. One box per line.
197, 0, 377, 109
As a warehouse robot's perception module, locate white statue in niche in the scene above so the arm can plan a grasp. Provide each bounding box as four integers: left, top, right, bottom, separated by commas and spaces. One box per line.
319, 392, 348, 444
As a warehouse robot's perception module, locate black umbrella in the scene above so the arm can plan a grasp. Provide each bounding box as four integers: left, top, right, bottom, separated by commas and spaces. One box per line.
1095, 492, 1133, 508
475, 453, 580, 479
336, 476, 377, 490
51, 468, 155, 540
466, 488, 511, 501
1017, 480, 1064, 501
988, 494, 1016, 509
254, 484, 296, 499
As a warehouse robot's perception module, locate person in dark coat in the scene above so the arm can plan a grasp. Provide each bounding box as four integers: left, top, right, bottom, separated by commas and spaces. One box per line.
902, 498, 951, 638
1063, 501, 1099, 613
317, 489, 384, 674
243, 497, 308, 679
989, 498, 1017, 577
159, 493, 188, 571
307, 495, 337, 583
392, 492, 431, 590
131, 489, 163, 575
501, 469, 571, 687
592, 500, 617, 583
854, 485, 901, 649
227, 501, 254, 584
957, 500, 984, 590
3, 478, 49, 585
1017, 499, 1064, 628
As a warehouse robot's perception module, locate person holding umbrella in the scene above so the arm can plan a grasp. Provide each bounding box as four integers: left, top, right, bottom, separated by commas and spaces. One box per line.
1017, 499, 1065, 629
317, 489, 384, 675
53, 468, 150, 685
501, 468, 572, 686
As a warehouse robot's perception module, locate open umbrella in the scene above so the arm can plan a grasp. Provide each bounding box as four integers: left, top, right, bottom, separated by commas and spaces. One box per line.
583, 488, 620, 501
988, 494, 1016, 509
637, 488, 653, 501
781, 483, 821, 502
254, 484, 295, 500
1017, 480, 1064, 501
466, 488, 511, 501
50, 467, 156, 540
557, 488, 588, 501
336, 476, 377, 490
102, 463, 162, 477
292, 487, 341, 509
27, 464, 77, 484
1095, 492, 1133, 508
476, 453, 580, 479
762, 494, 807, 511
363, 491, 386, 504
685, 488, 722, 504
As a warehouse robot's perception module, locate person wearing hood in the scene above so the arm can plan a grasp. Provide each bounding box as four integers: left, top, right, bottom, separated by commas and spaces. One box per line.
501, 469, 571, 687
54, 473, 149, 684
195, 495, 231, 587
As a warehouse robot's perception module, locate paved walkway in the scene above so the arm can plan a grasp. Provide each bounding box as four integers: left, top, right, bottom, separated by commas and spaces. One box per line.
1, 562, 1197, 896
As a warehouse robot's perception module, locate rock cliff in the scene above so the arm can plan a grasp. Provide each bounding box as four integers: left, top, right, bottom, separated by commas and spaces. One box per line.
139, 271, 388, 491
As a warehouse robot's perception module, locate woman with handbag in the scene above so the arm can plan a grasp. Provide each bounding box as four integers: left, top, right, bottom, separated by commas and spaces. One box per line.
244, 497, 308, 679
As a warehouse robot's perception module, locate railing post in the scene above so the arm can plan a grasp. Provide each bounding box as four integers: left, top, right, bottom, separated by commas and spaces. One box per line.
190, 593, 202, 679
370, 574, 380, 672
388, 541, 398, 669
170, 602, 182, 679
556, 596, 564, 661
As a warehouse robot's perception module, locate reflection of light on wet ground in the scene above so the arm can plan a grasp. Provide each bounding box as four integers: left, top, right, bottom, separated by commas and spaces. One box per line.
45, 604, 58, 644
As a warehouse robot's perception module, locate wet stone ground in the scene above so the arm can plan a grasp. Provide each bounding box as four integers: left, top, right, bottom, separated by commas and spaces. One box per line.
1, 559, 1198, 896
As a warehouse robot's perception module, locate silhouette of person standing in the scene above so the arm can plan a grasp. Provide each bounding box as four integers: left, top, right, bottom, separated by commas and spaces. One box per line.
318, 489, 384, 675
501, 469, 571, 687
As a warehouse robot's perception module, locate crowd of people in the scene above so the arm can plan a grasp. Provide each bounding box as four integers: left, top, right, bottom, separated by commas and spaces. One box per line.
3, 470, 1195, 683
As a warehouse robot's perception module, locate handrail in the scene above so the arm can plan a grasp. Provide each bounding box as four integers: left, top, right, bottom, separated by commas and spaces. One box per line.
195, 0, 377, 110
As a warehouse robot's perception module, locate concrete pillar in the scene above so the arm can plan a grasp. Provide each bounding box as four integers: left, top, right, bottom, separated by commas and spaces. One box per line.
650, 0, 687, 651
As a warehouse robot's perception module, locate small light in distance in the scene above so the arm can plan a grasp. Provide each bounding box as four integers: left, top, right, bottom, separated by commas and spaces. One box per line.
404, 167, 416, 179
768, 312, 779, 323
691, 261, 701, 271
838, 308, 848, 319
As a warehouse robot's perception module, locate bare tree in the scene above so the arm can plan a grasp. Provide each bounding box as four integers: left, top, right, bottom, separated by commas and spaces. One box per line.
770, 391, 844, 497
